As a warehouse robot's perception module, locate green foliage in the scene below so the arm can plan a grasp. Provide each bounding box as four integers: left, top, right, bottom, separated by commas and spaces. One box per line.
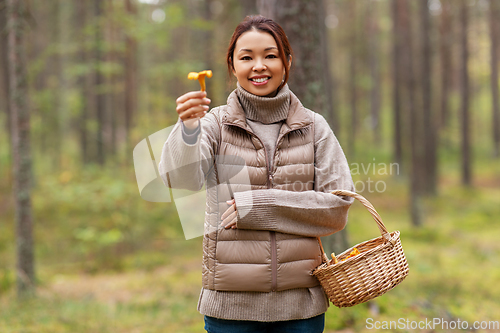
0, 269, 14, 294
28, 164, 183, 274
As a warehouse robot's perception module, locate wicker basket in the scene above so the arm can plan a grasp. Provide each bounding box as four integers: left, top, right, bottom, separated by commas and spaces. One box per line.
312, 190, 409, 308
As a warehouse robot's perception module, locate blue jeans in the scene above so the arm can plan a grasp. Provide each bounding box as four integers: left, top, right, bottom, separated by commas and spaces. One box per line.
204, 313, 325, 333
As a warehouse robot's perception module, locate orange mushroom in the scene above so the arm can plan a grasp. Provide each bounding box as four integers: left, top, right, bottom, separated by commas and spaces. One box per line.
341, 248, 361, 261
188, 70, 213, 92
330, 253, 339, 265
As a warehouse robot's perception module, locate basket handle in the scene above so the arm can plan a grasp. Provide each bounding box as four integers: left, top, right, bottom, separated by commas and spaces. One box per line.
318, 190, 395, 264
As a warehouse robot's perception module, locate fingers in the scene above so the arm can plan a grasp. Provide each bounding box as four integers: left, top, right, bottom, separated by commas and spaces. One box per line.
221, 200, 237, 229
176, 91, 211, 122
223, 217, 237, 229
177, 102, 210, 121
222, 218, 237, 229
222, 210, 237, 228
176, 90, 206, 104
177, 97, 211, 112
179, 105, 208, 120
221, 200, 236, 220
221, 208, 237, 226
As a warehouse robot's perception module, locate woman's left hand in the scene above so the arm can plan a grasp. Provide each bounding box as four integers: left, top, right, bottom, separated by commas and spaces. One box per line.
221, 199, 237, 229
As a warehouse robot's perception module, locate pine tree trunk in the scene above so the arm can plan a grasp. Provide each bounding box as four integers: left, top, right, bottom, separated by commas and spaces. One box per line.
368, 0, 381, 144
124, 0, 137, 157
7, 0, 35, 298
256, 0, 276, 19
400, 0, 423, 226
392, 0, 403, 169
460, 0, 471, 186
439, 0, 452, 130
202, 0, 215, 95
420, 0, 437, 195
326, 0, 340, 135
50, 0, 62, 170
1, 0, 12, 167
106, 0, 117, 157
263, 0, 335, 120
76, 0, 90, 164
94, 0, 105, 165
348, 0, 358, 156
241, 0, 258, 16
318, 0, 336, 133
490, 0, 500, 158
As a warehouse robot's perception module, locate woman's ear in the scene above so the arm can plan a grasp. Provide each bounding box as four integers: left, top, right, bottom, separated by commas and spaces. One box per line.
231, 62, 237, 77
288, 55, 293, 69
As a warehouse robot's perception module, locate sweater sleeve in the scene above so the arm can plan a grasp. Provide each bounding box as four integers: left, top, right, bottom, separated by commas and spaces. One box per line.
233, 113, 354, 237
158, 110, 220, 191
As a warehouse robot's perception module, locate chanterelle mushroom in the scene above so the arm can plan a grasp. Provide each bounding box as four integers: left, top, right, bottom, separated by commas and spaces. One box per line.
187, 70, 213, 92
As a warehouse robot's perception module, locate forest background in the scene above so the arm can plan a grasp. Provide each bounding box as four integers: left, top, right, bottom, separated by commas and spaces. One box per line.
1, 0, 500, 332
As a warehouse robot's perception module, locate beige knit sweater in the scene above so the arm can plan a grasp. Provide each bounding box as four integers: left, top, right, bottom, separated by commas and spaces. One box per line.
160, 84, 354, 321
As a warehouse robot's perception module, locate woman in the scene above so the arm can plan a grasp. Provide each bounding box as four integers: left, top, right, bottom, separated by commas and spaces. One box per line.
159, 15, 354, 333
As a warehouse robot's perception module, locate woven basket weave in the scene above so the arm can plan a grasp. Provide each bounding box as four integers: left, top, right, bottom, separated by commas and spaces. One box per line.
312, 190, 409, 308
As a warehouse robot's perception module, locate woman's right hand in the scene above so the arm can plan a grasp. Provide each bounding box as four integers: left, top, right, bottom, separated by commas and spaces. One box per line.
176, 91, 211, 129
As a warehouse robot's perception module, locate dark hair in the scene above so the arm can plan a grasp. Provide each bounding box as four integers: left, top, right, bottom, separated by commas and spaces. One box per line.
226, 15, 293, 90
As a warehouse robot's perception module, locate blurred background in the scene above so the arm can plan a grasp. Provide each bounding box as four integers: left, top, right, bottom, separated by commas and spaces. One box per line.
1, 0, 500, 332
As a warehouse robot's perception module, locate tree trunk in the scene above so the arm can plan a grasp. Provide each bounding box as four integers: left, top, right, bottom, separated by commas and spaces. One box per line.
106, 0, 117, 158
368, 0, 381, 144
50, 0, 62, 170
420, 0, 437, 195
94, 0, 105, 165
257, 0, 347, 255
460, 0, 471, 186
7, 0, 35, 297
256, 0, 276, 19
202, 0, 215, 95
439, 0, 452, 130
241, 0, 258, 16
318, 0, 336, 132
392, 0, 403, 169
262, 0, 335, 119
325, 1, 340, 135
124, 0, 137, 158
400, 0, 423, 226
75, 0, 90, 164
1, 0, 12, 166
490, 0, 500, 158
348, 0, 358, 156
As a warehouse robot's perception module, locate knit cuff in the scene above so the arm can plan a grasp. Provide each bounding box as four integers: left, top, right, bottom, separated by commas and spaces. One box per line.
166, 120, 201, 170
181, 119, 201, 145
234, 190, 278, 231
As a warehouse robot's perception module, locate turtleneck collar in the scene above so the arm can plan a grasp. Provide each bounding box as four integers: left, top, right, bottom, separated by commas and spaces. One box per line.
236, 82, 290, 124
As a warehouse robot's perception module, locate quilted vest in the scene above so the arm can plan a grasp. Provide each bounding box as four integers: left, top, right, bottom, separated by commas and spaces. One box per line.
202, 91, 323, 292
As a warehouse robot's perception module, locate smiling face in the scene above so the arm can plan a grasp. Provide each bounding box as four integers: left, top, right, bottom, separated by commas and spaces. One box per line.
232, 29, 289, 97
